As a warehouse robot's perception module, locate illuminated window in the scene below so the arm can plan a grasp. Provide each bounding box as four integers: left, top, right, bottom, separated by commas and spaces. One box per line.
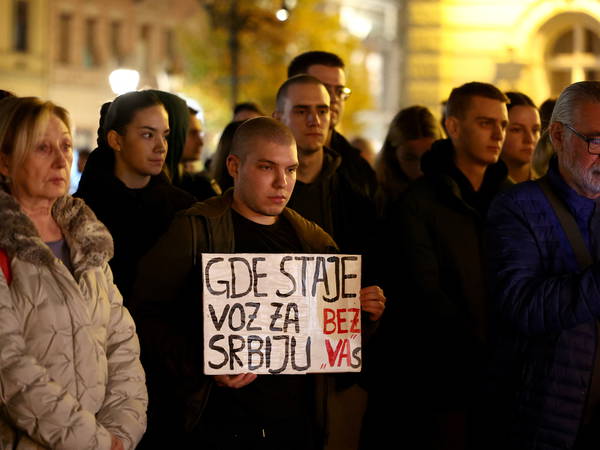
110, 20, 123, 65
140, 24, 151, 73
165, 28, 175, 72
57, 13, 72, 64
547, 24, 600, 97
83, 18, 99, 67
13, 0, 28, 52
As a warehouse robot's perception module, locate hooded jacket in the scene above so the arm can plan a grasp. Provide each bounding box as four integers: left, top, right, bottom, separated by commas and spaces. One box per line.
74, 145, 195, 302
329, 129, 378, 199
150, 90, 189, 186
287, 146, 377, 283
75, 91, 196, 302
386, 138, 509, 409
0, 179, 147, 450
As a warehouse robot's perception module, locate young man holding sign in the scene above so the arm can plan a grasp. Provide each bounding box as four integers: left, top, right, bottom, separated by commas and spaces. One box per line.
131, 117, 385, 450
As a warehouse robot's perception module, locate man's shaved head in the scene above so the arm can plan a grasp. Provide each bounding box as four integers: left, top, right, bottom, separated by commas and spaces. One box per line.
275, 74, 326, 113
230, 116, 296, 160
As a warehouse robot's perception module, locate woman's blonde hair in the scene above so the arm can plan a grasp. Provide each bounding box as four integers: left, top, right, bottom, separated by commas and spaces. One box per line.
0, 97, 71, 176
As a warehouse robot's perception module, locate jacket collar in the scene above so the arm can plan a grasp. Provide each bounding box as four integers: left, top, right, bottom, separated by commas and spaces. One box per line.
76, 145, 172, 198
422, 138, 509, 215
0, 175, 113, 276
187, 188, 308, 223
182, 188, 337, 252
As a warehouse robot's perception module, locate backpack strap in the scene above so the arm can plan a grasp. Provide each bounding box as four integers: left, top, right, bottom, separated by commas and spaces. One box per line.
537, 175, 593, 269
0, 249, 12, 285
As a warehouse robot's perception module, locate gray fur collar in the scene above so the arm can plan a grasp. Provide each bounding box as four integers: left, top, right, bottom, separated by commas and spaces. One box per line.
0, 176, 113, 277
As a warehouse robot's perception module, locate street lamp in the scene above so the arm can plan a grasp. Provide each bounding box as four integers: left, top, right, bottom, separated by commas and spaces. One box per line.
108, 69, 140, 95
275, 8, 289, 21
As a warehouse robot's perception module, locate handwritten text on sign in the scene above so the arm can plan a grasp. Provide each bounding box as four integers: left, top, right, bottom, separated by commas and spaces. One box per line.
202, 253, 362, 375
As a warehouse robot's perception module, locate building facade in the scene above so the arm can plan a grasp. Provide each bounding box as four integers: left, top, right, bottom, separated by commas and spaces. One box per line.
399, 0, 600, 117
0, 0, 197, 148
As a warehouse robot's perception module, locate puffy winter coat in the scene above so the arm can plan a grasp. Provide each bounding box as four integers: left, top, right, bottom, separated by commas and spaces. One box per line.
486, 160, 600, 449
0, 181, 147, 450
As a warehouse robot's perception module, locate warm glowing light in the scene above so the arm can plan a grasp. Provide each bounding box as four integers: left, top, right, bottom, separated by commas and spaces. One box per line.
340, 7, 373, 39
276, 8, 289, 21
108, 69, 140, 95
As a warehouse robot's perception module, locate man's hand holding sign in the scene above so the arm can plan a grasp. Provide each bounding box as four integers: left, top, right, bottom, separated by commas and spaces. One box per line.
204, 253, 385, 388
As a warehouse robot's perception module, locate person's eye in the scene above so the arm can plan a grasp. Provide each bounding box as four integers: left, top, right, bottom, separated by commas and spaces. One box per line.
62, 142, 73, 152
288, 167, 297, 173
508, 126, 522, 133
142, 132, 152, 139
37, 143, 51, 153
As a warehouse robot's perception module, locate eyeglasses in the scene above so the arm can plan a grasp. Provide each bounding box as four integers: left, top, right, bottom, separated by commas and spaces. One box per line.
323, 83, 352, 101
563, 123, 600, 155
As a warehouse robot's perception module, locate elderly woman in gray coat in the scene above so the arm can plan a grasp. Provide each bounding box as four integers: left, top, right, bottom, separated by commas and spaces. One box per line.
0, 96, 147, 449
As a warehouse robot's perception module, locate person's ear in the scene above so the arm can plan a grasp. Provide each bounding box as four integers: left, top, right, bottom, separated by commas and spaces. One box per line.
445, 116, 460, 141
107, 130, 122, 152
0, 153, 10, 177
549, 122, 564, 153
226, 154, 241, 179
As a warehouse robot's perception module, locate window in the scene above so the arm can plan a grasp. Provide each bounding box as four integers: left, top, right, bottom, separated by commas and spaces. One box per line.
110, 20, 123, 65
83, 18, 99, 67
139, 24, 151, 72
165, 28, 175, 71
547, 24, 600, 97
57, 13, 72, 64
13, 0, 29, 52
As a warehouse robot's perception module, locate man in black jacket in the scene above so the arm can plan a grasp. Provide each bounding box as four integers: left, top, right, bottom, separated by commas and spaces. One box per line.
381, 82, 510, 450
274, 74, 382, 450
287, 51, 377, 199
274, 75, 377, 263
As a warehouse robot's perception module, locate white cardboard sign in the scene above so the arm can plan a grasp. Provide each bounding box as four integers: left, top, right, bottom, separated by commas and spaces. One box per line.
202, 253, 362, 375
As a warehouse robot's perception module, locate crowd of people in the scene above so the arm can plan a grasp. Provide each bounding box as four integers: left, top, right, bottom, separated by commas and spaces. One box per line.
0, 49, 599, 450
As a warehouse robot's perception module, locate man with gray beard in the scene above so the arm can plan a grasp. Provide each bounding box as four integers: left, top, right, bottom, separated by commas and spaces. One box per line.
486, 81, 600, 450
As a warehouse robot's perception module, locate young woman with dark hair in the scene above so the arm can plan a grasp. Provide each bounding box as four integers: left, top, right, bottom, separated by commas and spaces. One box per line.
75, 90, 195, 302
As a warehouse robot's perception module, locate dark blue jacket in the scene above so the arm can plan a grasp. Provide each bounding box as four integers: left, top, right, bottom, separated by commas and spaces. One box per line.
486, 160, 600, 449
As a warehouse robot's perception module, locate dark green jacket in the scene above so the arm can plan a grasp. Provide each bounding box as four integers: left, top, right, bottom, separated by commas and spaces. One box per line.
131, 190, 338, 448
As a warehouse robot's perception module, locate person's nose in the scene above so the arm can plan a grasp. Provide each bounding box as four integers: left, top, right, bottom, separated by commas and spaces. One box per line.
52, 145, 68, 168
307, 110, 320, 127
155, 135, 168, 153
326, 86, 339, 105
523, 129, 535, 145
273, 168, 287, 188
492, 123, 505, 141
